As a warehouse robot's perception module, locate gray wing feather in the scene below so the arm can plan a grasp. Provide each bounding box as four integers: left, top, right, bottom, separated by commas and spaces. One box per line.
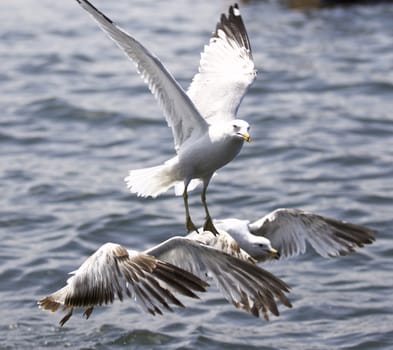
248, 208, 376, 258
38, 242, 207, 325
145, 236, 291, 320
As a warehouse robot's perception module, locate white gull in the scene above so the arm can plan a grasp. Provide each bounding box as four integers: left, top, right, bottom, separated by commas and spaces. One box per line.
76, 0, 255, 235
213, 208, 376, 261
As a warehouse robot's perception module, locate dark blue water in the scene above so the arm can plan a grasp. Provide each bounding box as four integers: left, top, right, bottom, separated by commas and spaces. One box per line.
1, 0, 392, 349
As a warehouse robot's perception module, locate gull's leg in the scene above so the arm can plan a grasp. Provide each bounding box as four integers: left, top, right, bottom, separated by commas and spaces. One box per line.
183, 182, 198, 233
201, 177, 219, 236
59, 307, 74, 327
83, 307, 94, 320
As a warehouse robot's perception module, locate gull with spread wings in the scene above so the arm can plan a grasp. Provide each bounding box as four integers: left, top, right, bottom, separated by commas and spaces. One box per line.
39, 235, 291, 325
76, 0, 255, 235
38, 243, 208, 326
212, 208, 376, 261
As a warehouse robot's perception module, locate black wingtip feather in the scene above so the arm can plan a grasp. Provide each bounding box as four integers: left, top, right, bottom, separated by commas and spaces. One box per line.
214, 3, 252, 55
76, 0, 114, 24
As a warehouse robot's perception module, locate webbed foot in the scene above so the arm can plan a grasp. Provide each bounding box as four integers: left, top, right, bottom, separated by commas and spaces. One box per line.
186, 217, 199, 233
203, 217, 220, 236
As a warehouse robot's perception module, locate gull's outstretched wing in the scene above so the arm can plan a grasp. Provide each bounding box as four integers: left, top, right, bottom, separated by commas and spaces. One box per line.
187, 4, 256, 123
76, 0, 208, 151
38, 243, 207, 326
145, 236, 291, 320
248, 208, 376, 259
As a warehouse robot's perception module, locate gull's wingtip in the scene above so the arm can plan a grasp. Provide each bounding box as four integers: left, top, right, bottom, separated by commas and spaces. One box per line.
231, 3, 241, 16
214, 2, 252, 55
75, 0, 115, 25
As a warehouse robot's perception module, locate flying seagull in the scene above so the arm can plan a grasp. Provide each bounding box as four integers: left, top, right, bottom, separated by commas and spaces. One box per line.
212, 208, 376, 261
39, 234, 291, 325
38, 243, 208, 326
75, 0, 255, 235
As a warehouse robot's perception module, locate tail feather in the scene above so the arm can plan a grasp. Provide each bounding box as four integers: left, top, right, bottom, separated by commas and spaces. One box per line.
38, 287, 67, 312
124, 164, 176, 197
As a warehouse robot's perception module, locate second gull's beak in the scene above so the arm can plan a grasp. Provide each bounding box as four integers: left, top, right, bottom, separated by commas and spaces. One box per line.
269, 247, 280, 259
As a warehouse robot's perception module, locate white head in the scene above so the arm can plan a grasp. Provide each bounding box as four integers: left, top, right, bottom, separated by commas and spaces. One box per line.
231, 119, 251, 142
214, 218, 279, 261
243, 233, 279, 261
209, 119, 250, 143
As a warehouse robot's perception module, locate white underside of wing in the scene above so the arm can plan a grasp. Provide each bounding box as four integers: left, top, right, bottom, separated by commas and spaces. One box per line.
76, 0, 208, 151
187, 20, 256, 123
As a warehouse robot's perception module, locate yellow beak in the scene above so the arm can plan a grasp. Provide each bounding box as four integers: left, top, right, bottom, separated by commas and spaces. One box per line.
269, 247, 280, 259
241, 133, 251, 143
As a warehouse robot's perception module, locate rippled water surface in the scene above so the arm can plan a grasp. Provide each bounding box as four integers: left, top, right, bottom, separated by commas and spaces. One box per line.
1, 0, 393, 349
